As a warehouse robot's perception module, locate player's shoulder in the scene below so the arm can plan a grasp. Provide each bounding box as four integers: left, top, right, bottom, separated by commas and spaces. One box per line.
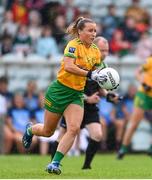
68, 38, 83, 46
91, 43, 99, 50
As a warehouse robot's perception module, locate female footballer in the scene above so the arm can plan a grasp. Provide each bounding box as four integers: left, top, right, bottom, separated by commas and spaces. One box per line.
117, 56, 152, 159
22, 17, 106, 174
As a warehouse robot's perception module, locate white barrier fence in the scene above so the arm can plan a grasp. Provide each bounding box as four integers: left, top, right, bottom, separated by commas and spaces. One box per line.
0, 54, 143, 92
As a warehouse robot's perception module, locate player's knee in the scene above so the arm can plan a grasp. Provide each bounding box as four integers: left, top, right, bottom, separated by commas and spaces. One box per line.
128, 121, 138, 131
68, 125, 80, 136
92, 131, 103, 141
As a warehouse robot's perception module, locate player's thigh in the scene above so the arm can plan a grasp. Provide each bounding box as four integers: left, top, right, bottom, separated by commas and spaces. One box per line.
86, 122, 102, 141
131, 106, 144, 123
43, 109, 61, 133
64, 104, 84, 131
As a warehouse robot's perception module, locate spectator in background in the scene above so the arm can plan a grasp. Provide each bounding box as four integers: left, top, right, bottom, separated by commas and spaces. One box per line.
111, 85, 136, 150
111, 101, 126, 150
41, 1, 62, 26
125, 0, 150, 27
6, 93, 37, 153
96, 23, 104, 37
35, 25, 59, 58
0, 94, 10, 154
121, 17, 141, 43
99, 97, 113, 151
0, 92, 14, 154
0, 10, 18, 37
31, 91, 52, 155
0, 34, 13, 55
0, 94, 7, 115
110, 29, 131, 56
31, 91, 45, 154
135, 32, 152, 60
11, 0, 28, 25
24, 80, 38, 111
58, 0, 80, 25
25, 0, 45, 11
102, 4, 121, 41
53, 15, 67, 53
0, 93, 14, 154
3, 0, 14, 10
0, 76, 13, 108
28, 10, 42, 43
123, 84, 137, 120
79, 10, 91, 19
13, 24, 32, 56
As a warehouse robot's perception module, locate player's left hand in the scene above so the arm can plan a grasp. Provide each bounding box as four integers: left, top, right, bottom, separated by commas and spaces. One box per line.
106, 92, 123, 104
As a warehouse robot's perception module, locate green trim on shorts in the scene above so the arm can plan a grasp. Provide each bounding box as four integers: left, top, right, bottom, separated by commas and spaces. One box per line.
44, 80, 84, 114
134, 91, 152, 110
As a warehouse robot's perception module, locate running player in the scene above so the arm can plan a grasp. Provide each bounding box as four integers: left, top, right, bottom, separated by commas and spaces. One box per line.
117, 56, 152, 159
51, 36, 121, 169
22, 17, 107, 175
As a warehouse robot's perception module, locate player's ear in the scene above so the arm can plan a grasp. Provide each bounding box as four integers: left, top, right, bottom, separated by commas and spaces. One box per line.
78, 29, 82, 35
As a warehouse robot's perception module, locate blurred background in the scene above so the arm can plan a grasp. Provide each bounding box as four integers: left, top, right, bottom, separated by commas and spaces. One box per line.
0, 0, 152, 156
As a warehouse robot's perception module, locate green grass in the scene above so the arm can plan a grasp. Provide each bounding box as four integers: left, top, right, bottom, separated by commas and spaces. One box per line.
0, 154, 152, 179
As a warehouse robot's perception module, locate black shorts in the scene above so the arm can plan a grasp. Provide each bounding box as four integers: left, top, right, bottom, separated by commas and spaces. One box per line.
60, 110, 100, 129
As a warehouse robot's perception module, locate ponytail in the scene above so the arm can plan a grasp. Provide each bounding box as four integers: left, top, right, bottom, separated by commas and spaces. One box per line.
66, 17, 94, 38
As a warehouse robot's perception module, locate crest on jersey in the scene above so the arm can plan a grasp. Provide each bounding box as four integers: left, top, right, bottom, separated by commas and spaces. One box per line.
69, 47, 76, 53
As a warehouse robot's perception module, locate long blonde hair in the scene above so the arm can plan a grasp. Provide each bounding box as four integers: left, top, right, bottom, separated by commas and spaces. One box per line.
66, 17, 95, 38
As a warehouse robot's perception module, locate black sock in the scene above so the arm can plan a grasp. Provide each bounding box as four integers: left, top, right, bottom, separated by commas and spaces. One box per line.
51, 141, 59, 160
82, 138, 100, 168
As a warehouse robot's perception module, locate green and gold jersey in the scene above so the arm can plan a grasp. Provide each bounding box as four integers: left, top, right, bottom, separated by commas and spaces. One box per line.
57, 38, 101, 91
139, 56, 152, 97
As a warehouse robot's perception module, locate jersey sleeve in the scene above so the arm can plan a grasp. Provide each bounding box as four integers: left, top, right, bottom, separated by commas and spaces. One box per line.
64, 40, 78, 59
142, 57, 152, 71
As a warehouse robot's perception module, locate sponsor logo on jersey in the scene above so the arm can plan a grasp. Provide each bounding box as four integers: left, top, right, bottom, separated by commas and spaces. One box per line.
69, 47, 76, 53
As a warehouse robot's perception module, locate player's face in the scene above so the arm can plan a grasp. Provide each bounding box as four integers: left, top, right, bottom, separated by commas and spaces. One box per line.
79, 22, 97, 46
98, 41, 109, 59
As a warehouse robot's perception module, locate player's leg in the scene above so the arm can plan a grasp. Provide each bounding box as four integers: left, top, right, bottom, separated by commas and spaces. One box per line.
100, 118, 108, 151
82, 122, 102, 169
51, 125, 66, 159
22, 109, 61, 149
113, 118, 126, 150
57, 104, 83, 153
144, 110, 152, 155
117, 106, 144, 159
46, 104, 83, 174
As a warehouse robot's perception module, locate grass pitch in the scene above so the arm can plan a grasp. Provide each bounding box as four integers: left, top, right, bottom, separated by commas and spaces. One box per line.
0, 153, 152, 179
